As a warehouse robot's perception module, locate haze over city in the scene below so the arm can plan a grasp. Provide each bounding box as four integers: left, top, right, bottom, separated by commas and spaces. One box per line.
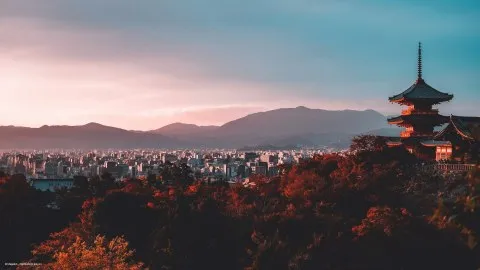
1, 0, 479, 130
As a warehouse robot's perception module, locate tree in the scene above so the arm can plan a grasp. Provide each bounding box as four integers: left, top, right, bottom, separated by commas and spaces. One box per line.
430, 166, 480, 267
0, 174, 47, 263
350, 135, 387, 153
29, 198, 101, 263
39, 235, 143, 270
147, 173, 157, 186
73, 175, 89, 192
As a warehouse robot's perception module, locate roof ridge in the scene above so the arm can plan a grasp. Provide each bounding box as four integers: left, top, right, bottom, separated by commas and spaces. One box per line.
450, 116, 474, 140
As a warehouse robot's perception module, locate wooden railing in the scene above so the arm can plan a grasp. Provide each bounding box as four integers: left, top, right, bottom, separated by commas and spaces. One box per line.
425, 164, 477, 172
400, 130, 411, 137
400, 131, 433, 138
401, 108, 439, 115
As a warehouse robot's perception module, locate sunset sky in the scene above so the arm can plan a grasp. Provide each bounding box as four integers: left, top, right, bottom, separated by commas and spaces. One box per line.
1, 0, 479, 130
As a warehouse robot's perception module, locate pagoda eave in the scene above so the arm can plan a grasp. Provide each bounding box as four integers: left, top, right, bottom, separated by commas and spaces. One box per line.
421, 140, 451, 147
387, 115, 449, 126
389, 77, 454, 105
387, 118, 406, 125
386, 141, 403, 147
389, 96, 453, 106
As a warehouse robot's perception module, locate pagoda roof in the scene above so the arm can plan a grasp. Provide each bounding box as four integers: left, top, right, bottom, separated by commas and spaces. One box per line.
389, 79, 453, 104
389, 43, 453, 104
387, 114, 449, 125
421, 140, 451, 147
385, 137, 402, 146
400, 136, 430, 147
435, 115, 480, 141
386, 141, 403, 147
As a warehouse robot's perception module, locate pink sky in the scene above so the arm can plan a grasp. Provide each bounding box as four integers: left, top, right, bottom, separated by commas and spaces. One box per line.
2, 1, 477, 130
0, 17, 399, 130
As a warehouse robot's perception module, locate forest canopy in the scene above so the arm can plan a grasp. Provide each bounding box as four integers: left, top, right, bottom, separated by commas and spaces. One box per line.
1, 136, 479, 270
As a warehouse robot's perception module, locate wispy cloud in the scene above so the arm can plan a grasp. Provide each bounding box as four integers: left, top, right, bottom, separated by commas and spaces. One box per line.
0, 0, 478, 129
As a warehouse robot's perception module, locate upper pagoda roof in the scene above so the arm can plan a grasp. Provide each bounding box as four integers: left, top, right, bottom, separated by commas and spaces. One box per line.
389, 79, 453, 104
388, 42, 453, 104
435, 115, 480, 141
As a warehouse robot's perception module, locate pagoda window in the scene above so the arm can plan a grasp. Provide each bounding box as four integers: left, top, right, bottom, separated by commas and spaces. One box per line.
435, 145, 452, 161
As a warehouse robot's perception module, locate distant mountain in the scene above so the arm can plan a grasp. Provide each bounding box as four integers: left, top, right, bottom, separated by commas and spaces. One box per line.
0, 123, 187, 149
148, 107, 390, 149
218, 106, 388, 137
0, 107, 392, 149
211, 107, 388, 148
150, 123, 219, 136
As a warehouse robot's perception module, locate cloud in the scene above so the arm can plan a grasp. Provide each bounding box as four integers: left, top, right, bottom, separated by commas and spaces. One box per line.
0, 0, 478, 130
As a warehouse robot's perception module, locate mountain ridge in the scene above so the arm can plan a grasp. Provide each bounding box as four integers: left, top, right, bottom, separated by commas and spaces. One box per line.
149, 122, 219, 136
0, 107, 397, 149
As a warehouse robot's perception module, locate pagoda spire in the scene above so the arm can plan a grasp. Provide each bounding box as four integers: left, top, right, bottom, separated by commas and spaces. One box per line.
417, 42, 422, 81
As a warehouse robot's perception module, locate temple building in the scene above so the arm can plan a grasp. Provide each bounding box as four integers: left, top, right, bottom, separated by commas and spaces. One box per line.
387, 43, 479, 162
433, 116, 480, 162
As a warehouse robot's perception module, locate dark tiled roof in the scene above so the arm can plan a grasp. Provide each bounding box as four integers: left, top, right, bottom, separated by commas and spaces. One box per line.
385, 137, 402, 142
389, 79, 453, 103
421, 140, 451, 147
399, 137, 429, 147
435, 115, 480, 141
387, 114, 449, 125
386, 141, 403, 146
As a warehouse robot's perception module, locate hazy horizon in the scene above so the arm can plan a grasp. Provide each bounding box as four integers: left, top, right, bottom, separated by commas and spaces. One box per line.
1, 0, 479, 130
0, 106, 396, 131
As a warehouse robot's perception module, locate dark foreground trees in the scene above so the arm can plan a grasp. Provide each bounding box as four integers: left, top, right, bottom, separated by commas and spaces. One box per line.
1, 139, 479, 269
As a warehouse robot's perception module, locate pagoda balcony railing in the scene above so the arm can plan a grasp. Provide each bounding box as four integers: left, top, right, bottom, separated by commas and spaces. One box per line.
423, 164, 477, 173
400, 130, 412, 137
401, 108, 439, 115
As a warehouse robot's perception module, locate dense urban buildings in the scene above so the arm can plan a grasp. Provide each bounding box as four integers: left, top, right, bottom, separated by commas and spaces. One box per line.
0, 148, 339, 192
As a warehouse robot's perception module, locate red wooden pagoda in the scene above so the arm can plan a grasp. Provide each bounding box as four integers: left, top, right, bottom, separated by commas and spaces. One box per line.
387, 43, 454, 158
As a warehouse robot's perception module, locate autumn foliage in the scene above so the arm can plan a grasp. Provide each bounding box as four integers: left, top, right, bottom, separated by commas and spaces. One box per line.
33, 235, 143, 270
0, 137, 479, 269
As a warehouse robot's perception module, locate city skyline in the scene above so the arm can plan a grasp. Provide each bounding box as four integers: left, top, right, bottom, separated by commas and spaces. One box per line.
1, 0, 479, 130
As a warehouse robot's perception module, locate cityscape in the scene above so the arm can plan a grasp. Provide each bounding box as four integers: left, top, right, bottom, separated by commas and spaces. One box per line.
1, 148, 339, 192
1, 0, 479, 269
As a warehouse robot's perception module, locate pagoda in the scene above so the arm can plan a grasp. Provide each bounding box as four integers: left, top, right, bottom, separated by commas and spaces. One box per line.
387, 43, 454, 158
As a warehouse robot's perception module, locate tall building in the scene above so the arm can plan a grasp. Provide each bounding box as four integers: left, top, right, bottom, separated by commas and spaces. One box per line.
90, 165, 100, 177
131, 166, 137, 178
57, 161, 65, 177
254, 165, 267, 176
14, 163, 26, 175
45, 161, 57, 178
243, 152, 258, 162
260, 154, 278, 164
162, 154, 177, 163
117, 164, 129, 177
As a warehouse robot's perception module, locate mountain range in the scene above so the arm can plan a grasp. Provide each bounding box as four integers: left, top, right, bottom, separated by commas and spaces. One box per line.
0, 106, 401, 150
